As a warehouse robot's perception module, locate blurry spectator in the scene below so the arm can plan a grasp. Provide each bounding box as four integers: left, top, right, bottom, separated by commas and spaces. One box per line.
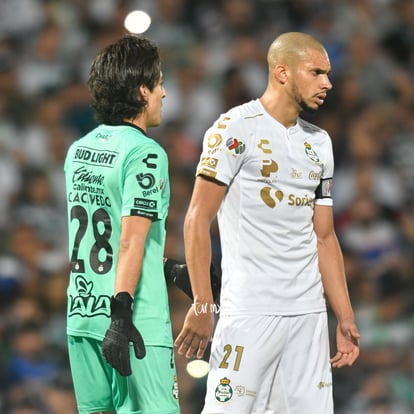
388, 102, 414, 196
3, 321, 59, 387
381, 0, 414, 69
302, 4, 346, 71
333, 109, 405, 215
146, 0, 197, 54
14, 168, 65, 247
16, 20, 69, 98
4, 224, 48, 297
0, 255, 26, 311
332, 0, 395, 42
0, 0, 46, 42
221, 66, 253, 111
337, 194, 407, 285
12, 167, 68, 274
38, 270, 69, 351
341, 30, 409, 106
162, 52, 222, 139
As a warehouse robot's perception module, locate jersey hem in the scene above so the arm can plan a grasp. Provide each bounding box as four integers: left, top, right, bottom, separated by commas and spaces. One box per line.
219, 305, 327, 317
66, 329, 174, 347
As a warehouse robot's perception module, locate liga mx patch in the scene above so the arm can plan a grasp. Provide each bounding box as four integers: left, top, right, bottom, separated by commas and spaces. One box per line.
226, 137, 245, 157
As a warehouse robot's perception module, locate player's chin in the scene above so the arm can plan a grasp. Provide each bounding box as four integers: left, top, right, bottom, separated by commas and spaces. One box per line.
149, 117, 162, 128
301, 102, 319, 114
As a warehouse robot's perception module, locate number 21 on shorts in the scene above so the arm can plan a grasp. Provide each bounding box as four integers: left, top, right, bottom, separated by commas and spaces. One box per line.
219, 344, 244, 371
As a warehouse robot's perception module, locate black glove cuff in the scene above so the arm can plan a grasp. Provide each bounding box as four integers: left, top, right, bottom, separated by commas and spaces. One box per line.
163, 258, 180, 284
110, 292, 134, 321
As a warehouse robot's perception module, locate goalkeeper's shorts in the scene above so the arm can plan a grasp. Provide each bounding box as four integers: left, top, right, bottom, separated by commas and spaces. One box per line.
202, 312, 333, 414
68, 335, 180, 414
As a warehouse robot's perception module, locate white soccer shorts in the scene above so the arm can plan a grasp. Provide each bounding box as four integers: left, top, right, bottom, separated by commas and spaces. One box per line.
202, 312, 333, 414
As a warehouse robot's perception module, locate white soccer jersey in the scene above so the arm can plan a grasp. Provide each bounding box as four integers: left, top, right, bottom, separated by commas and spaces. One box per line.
197, 99, 334, 316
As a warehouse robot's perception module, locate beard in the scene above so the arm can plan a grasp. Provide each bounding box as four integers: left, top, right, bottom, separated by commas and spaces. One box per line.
292, 83, 319, 114
298, 99, 318, 114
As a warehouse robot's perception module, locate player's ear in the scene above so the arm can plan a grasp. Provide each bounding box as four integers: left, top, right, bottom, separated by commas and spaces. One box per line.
273, 64, 288, 84
139, 84, 149, 98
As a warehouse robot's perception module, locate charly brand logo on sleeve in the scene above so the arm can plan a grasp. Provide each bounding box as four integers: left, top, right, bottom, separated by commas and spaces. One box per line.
143, 153, 158, 169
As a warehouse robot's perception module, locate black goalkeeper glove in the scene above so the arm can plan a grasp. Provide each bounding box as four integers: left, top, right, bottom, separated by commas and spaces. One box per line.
102, 292, 146, 376
164, 258, 221, 302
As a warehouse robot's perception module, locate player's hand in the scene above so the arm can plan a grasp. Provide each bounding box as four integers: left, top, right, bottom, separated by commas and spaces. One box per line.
102, 292, 146, 376
164, 258, 221, 302
174, 302, 214, 359
330, 319, 360, 368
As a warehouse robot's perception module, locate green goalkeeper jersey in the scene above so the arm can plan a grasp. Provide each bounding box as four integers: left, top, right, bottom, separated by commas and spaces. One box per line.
64, 123, 173, 347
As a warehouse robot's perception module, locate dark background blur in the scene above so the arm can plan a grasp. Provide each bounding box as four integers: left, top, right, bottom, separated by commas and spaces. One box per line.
0, 0, 413, 413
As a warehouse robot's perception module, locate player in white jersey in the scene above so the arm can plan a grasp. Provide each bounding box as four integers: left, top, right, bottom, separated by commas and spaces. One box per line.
175, 32, 360, 413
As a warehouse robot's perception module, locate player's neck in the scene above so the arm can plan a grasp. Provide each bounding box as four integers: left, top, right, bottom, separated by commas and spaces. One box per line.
124, 116, 148, 133
259, 92, 299, 129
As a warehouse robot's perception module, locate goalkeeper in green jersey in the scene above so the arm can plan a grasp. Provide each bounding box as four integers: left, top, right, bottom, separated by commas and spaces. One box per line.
64, 35, 180, 414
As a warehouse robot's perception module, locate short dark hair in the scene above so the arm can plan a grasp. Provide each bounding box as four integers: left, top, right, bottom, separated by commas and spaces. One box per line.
87, 35, 161, 124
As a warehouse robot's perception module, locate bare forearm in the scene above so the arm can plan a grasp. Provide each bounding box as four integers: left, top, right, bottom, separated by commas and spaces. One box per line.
318, 233, 354, 321
184, 210, 214, 304
115, 235, 146, 296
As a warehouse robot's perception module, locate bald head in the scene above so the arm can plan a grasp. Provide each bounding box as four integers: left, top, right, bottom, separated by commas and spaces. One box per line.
267, 32, 328, 70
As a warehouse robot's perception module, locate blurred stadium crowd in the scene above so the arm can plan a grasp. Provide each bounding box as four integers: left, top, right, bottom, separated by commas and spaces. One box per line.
0, 0, 413, 413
